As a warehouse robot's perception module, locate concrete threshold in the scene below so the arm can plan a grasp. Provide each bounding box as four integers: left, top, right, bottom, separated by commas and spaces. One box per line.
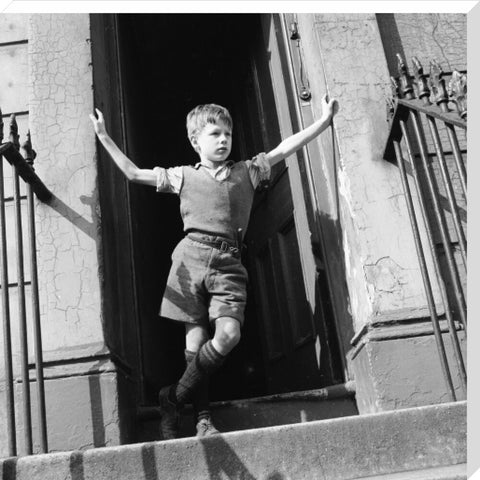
0, 401, 466, 480
138, 382, 358, 440
139, 381, 357, 419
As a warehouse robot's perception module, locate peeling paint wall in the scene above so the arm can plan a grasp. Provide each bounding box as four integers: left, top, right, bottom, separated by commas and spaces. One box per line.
28, 14, 103, 359
0, 14, 122, 456
294, 13, 466, 412
296, 13, 464, 335
378, 13, 467, 76
352, 331, 466, 413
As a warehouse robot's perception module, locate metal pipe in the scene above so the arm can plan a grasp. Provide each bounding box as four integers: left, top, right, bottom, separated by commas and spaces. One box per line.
26, 180, 48, 453
400, 120, 466, 391
409, 111, 467, 329
425, 116, 467, 268
393, 139, 456, 401
444, 123, 467, 199
0, 155, 17, 457
13, 166, 33, 454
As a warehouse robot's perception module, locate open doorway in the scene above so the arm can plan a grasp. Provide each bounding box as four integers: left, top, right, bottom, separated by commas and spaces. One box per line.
112, 13, 343, 405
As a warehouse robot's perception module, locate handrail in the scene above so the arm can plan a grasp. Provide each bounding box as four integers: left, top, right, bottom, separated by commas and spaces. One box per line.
0, 110, 52, 202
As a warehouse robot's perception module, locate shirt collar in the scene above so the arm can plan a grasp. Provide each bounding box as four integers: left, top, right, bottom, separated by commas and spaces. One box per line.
194, 160, 234, 170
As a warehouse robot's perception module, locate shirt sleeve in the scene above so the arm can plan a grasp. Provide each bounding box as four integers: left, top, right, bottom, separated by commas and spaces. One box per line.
245, 152, 271, 190
153, 166, 183, 194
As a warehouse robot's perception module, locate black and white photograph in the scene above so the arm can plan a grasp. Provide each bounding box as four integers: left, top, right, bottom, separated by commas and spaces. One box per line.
0, 3, 473, 479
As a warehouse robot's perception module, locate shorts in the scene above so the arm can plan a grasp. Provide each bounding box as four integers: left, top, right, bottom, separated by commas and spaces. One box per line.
159, 235, 248, 326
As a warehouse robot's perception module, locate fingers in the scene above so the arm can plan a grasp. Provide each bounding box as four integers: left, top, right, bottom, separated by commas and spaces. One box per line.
89, 109, 104, 121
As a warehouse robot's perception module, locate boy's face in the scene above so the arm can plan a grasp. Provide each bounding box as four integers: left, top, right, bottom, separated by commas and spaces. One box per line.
192, 120, 232, 164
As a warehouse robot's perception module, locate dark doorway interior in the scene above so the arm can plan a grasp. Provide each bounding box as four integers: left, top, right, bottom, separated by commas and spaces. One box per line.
116, 14, 268, 404
114, 14, 343, 406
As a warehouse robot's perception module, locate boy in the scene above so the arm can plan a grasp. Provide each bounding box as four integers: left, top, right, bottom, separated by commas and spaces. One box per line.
90, 94, 337, 440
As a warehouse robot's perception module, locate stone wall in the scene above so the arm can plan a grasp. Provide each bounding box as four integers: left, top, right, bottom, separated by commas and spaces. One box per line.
0, 14, 123, 456
295, 13, 466, 412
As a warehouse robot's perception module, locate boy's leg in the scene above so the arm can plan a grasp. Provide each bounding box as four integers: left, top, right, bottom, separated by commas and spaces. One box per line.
159, 317, 240, 439
184, 324, 211, 423
184, 348, 220, 437
159, 324, 208, 440
161, 317, 240, 407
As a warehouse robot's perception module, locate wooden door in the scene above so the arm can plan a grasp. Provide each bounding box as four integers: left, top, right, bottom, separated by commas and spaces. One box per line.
237, 15, 341, 394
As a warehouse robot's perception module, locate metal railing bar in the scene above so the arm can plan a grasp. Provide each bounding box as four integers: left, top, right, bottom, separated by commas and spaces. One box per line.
0, 39, 28, 47
399, 120, 467, 391
2, 280, 33, 290
26, 167, 48, 453
426, 116, 467, 269
444, 123, 467, 198
397, 98, 466, 129
420, 153, 466, 223
1, 111, 49, 455
409, 110, 467, 329
0, 143, 52, 202
2, 196, 28, 203
13, 165, 33, 454
393, 138, 456, 401
0, 155, 17, 457
1, 111, 29, 119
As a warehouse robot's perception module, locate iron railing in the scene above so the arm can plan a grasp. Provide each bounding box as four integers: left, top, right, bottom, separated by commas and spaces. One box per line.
383, 55, 467, 402
0, 108, 51, 457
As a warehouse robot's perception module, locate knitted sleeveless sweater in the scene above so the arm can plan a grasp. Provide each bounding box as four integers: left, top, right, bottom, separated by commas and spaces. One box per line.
180, 161, 255, 241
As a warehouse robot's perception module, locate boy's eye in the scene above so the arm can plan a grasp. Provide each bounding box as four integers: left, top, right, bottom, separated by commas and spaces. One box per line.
210, 130, 231, 137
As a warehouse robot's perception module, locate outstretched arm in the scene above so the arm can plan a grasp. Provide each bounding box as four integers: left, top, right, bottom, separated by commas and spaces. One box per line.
90, 109, 157, 186
264, 94, 337, 167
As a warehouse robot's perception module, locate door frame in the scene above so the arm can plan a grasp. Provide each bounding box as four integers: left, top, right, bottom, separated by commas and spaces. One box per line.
261, 13, 347, 381
92, 13, 347, 405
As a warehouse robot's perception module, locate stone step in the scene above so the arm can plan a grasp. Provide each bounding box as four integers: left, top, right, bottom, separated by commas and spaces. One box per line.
354, 463, 466, 480
138, 382, 358, 441
0, 401, 466, 480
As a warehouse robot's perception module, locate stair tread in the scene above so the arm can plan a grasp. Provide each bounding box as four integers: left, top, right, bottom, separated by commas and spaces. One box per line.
2, 402, 465, 480
355, 463, 467, 480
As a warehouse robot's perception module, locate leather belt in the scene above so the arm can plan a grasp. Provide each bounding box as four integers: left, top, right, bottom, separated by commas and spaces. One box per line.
188, 234, 241, 257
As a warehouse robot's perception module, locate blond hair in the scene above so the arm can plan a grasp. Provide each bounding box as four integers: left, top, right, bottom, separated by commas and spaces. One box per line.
186, 104, 233, 141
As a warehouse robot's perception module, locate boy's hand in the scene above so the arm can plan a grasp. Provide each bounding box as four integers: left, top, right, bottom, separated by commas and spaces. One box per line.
321, 94, 339, 118
89, 108, 107, 137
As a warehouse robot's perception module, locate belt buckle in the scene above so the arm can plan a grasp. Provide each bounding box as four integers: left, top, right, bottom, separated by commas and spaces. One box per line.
220, 241, 239, 256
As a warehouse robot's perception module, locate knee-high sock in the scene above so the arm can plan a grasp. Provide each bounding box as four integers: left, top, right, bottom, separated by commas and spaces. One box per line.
185, 350, 210, 421
175, 340, 225, 405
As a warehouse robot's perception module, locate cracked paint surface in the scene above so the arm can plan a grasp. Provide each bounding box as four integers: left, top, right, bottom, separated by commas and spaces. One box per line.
297, 14, 457, 331
395, 14, 466, 72
27, 14, 103, 356
0, 14, 123, 456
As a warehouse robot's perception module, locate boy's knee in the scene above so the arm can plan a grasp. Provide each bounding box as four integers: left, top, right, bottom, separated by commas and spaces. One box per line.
185, 325, 209, 352
214, 317, 241, 352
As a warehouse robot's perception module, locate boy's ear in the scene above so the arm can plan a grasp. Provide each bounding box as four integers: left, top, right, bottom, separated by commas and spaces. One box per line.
190, 135, 199, 152
190, 135, 200, 153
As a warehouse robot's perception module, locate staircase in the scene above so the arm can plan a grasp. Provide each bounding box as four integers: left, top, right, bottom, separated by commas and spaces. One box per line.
0, 401, 466, 480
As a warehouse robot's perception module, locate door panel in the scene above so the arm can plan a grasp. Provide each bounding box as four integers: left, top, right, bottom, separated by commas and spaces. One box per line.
278, 218, 315, 348
232, 16, 319, 393
236, 14, 347, 394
